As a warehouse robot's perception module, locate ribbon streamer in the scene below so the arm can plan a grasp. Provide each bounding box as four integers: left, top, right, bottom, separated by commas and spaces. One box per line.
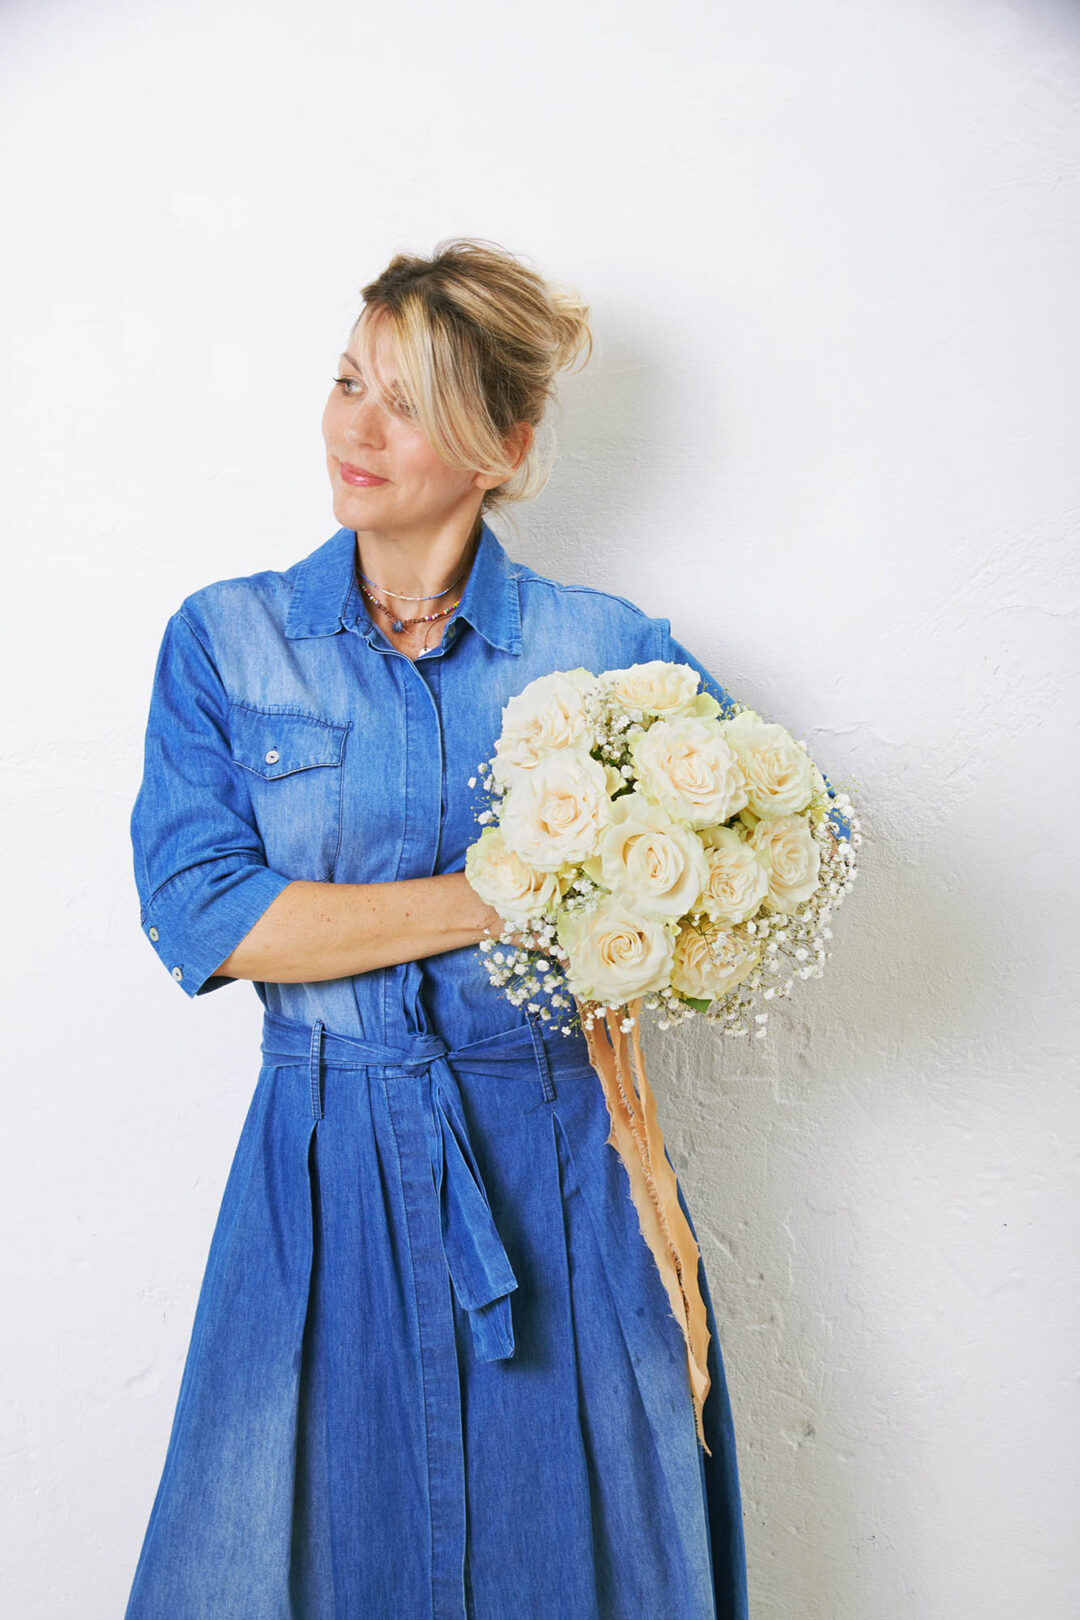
579, 995, 713, 1455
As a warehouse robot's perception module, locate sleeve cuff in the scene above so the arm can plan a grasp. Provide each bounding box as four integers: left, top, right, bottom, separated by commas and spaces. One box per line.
139, 862, 296, 999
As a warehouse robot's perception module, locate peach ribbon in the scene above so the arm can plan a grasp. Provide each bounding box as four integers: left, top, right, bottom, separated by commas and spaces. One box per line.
578, 995, 712, 1455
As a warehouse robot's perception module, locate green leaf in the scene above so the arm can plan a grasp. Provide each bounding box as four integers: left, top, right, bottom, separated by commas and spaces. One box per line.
680, 995, 712, 1012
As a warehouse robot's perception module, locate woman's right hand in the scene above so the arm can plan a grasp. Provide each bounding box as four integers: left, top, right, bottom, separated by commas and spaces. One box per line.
478, 911, 530, 950
461, 875, 532, 951
459, 871, 515, 944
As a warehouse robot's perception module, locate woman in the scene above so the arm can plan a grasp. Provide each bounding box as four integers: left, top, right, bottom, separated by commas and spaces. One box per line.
124, 239, 749, 1620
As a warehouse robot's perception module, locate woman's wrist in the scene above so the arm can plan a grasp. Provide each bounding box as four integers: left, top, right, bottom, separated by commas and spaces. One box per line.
455, 870, 504, 942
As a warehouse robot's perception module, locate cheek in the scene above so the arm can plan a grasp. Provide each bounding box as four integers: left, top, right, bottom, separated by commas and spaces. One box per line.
395, 428, 470, 490
403, 440, 450, 482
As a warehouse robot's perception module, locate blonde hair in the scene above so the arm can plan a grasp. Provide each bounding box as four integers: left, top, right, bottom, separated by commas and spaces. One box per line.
349, 238, 593, 516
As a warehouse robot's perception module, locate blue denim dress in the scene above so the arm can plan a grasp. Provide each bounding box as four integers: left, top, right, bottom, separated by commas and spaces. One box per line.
123, 520, 757, 1620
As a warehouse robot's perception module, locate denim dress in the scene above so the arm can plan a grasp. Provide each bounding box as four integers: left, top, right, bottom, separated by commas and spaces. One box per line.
123, 519, 755, 1620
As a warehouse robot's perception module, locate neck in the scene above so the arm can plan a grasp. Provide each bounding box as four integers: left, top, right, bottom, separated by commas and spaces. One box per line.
353, 513, 483, 600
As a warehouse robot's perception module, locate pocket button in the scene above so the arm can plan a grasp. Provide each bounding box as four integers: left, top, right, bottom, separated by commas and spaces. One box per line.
265, 748, 280, 764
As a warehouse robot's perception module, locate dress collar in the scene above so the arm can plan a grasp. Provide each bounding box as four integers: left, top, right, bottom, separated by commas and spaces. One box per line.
284, 518, 522, 654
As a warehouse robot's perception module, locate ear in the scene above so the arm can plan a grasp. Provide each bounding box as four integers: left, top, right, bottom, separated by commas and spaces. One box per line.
504, 420, 534, 472
473, 422, 534, 491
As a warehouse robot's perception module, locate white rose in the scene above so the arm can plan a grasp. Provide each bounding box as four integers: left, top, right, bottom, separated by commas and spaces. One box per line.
599, 660, 701, 718
464, 826, 562, 921
693, 823, 771, 923
719, 709, 815, 818
556, 896, 676, 1005
670, 919, 764, 1001
747, 812, 821, 914
595, 792, 709, 918
630, 716, 747, 828
498, 747, 613, 871
491, 668, 596, 787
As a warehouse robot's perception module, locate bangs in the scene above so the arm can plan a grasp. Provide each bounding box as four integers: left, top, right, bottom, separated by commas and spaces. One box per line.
350, 291, 517, 481
353, 303, 433, 417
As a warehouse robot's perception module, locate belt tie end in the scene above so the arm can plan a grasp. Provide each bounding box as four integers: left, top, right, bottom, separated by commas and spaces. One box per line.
431, 1063, 518, 1362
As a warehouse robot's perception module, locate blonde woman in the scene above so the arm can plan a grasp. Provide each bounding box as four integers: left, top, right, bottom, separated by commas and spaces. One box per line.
124, 239, 748, 1620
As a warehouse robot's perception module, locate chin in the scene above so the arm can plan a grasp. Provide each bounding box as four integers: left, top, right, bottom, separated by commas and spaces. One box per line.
330, 493, 359, 531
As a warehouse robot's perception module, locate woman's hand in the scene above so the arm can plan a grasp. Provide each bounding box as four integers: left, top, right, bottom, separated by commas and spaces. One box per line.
462, 873, 531, 951
480, 915, 529, 951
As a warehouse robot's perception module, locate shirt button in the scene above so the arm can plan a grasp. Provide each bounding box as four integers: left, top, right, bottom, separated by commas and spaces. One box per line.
265, 748, 280, 764
171, 966, 183, 981
148, 926, 159, 941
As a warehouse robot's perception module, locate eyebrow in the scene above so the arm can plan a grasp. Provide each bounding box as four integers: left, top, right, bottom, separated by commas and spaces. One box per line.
338, 350, 403, 388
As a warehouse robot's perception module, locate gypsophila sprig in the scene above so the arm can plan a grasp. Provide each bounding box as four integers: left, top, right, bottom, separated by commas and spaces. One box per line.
464, 661, 861, 1040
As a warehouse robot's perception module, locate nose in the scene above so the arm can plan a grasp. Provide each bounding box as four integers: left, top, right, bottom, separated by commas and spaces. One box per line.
342, 392, 386, 447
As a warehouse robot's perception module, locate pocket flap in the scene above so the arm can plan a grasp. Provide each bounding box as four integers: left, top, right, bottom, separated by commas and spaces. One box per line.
229, 704, 348, 779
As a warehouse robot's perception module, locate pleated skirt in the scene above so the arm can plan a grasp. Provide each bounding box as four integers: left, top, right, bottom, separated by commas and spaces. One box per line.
123, 1017, 749, 1619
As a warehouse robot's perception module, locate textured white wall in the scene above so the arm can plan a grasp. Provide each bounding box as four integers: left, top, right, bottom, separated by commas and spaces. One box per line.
2, 0, 1077, 1614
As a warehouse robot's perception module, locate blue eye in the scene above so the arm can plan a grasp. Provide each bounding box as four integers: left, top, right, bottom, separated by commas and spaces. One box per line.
333, 375, 414, 416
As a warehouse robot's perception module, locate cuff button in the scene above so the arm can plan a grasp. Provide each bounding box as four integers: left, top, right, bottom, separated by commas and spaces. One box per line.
171, 966, 183, 981
148, 926, 159, 941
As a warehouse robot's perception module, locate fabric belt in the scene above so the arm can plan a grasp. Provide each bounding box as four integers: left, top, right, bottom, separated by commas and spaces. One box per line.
259, 1006, 597, 1364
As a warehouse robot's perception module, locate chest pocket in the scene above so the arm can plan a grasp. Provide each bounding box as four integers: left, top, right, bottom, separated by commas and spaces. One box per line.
229, 703, 349, 881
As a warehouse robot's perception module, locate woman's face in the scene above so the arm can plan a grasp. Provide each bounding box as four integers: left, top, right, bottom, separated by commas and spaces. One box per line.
321, 316, 490, 541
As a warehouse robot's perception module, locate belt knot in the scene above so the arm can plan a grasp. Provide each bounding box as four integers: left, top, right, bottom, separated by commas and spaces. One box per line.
261, 1009, 527, 1363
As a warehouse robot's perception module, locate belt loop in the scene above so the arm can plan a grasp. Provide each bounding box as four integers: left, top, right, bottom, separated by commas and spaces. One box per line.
526, 1013, 556, 1102
308, 1018, 324, 1121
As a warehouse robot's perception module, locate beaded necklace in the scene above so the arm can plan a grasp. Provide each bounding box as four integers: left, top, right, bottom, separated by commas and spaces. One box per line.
355, 531, 477, 634
357, 575, 463, 633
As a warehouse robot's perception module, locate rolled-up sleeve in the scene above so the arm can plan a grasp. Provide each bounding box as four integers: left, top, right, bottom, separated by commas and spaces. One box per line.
130, 607, 295, 998
659, 621, 853, 843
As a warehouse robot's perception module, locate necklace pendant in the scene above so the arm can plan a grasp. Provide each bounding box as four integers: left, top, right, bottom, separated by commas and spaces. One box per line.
392, 617, 404, 632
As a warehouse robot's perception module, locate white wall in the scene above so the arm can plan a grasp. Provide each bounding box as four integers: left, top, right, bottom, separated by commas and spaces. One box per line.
2, 0, 1077, 1614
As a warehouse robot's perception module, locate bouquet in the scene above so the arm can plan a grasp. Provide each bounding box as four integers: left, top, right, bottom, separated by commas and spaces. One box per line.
465, 660, 860, 1449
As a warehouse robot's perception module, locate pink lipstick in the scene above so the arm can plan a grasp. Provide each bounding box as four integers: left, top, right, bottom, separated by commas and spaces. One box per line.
339, 462, 388, 487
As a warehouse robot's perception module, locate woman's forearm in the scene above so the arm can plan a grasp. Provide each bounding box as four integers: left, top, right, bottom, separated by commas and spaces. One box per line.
213, 871, 504, 986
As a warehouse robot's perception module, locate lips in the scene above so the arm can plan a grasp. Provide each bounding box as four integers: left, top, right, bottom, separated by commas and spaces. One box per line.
339, 461, 388, 486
